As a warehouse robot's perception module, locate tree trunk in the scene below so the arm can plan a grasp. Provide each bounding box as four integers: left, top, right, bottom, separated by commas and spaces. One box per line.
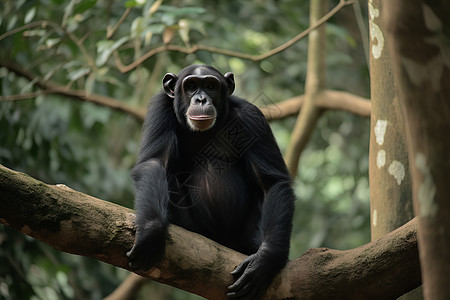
384, 1, 450, 299
367, 1, 421, 298
368, 0, 414, 240
0, 164, 421, 299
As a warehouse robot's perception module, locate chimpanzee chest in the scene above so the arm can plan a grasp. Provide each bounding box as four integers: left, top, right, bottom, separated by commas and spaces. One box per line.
170, 155, 257, 211
167, 144, 261, 241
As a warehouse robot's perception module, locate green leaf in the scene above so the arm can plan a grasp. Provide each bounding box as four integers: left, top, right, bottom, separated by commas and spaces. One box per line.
157, 6, 206, 26
95, 37, 128, 66
81, 102, 111, 128
146, 24, 165, 34
22, 29, 46, 37
85, 74, 96, 94
130, 17, 144, 38
74, 0, 97, 14
7, 15, 18, 31
68, 67, 91, 81
63, 60, 83, 70
125, 0, 139, 8
158, 6, 206, 16
24, 7, 36, 24
62, 0, 78, 27
45, 38, 61, 49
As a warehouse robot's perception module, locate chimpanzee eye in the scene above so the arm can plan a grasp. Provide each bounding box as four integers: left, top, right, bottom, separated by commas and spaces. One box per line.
206, 83, 216, 91
186, 83, 197, 94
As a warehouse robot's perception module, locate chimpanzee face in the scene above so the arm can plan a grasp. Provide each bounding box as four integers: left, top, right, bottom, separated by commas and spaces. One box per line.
181, 74, 221, 131
162, 65, 235, 131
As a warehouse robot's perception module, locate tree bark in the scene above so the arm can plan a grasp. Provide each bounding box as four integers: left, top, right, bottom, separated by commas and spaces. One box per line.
384, 1, 450, 299
368, 0, 414, 241
368, 1, 420, 298
0, 164, 421, 299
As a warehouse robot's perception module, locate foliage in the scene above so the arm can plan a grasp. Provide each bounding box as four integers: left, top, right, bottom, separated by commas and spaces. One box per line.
0, 0, 369, 298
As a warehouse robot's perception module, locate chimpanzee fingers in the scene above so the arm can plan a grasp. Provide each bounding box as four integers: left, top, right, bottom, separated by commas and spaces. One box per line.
230, 255, 251, 278
226, 280, 254, 299
228, 269, 252, 293
227, 262, 257, 298
227, 270, 264, 300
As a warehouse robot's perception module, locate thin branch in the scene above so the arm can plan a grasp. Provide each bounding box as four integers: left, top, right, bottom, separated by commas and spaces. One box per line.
259, 0, 354, 60
114, 0, 355, 73
352, 0, 370, 67
107, 8, 131, 40
0, 61, 145, 120
66, 31, 96, 71
0, 21, 54, 41
0, 91, 50, 101
0, 20, 95, 71
104, 273, 148, 300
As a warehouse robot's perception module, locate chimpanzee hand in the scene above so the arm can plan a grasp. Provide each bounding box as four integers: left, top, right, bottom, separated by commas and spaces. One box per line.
227, 249, 284, 300
127, 220, 167, 271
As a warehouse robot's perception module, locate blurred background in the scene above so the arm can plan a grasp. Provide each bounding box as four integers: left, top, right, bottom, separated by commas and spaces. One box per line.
0, 0, 370, 299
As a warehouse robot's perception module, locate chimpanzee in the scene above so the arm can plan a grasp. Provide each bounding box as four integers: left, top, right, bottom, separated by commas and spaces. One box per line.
127, 65, 295, 299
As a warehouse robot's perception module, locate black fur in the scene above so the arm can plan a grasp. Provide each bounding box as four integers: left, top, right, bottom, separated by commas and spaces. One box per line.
127, 65, 295, 299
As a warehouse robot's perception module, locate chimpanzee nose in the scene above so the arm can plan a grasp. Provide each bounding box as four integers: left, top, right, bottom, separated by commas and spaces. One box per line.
196, 95, 206, 104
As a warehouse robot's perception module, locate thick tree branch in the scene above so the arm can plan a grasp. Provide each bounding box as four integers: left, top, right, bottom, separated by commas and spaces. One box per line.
260, 95, 305, 121
260, 91, 371, 121
0, 164, 421, 299
317, 90, 371, 117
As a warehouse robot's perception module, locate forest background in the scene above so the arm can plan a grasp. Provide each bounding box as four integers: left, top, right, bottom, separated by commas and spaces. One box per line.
1, 0, 375, 299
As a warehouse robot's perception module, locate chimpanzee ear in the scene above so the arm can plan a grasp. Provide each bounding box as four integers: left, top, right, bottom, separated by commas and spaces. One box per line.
163, 73, 178, 99
224, 72, 235, 96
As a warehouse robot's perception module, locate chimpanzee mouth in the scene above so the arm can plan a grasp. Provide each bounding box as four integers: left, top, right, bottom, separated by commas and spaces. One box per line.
187, 115, 216, 131
189, 115, 214, 121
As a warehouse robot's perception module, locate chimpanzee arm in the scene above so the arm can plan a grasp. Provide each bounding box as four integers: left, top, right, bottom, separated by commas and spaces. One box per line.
227, 104, 295, 299
127, 94, 178, 271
